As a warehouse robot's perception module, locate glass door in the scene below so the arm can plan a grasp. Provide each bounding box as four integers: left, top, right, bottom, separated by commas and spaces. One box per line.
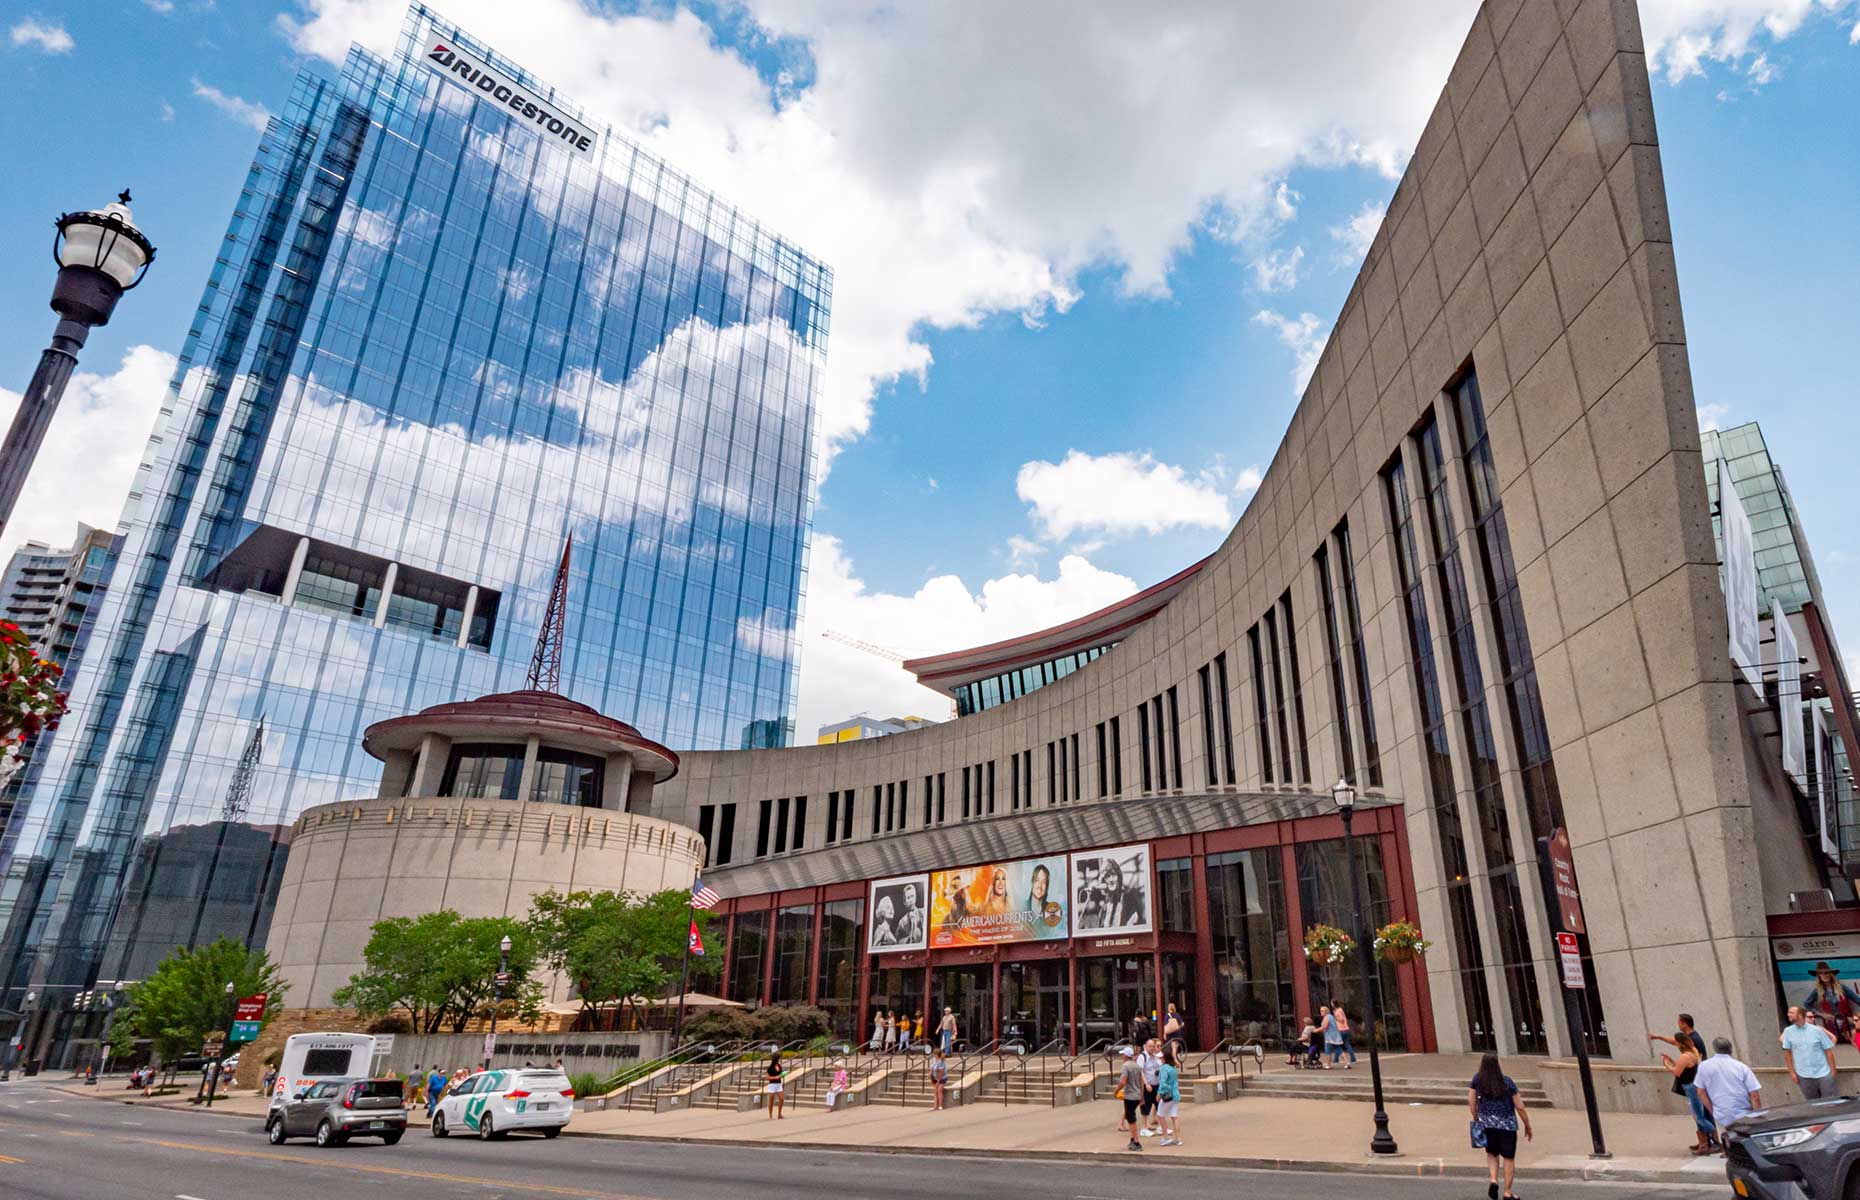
1001, 961, 1069, 1048
932, 965, 993, 1050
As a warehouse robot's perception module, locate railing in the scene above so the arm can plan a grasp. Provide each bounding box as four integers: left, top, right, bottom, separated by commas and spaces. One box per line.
592, 1037, 741, 1101
992, 1039, 1031, 1106
1223, 1040, 1267, 1086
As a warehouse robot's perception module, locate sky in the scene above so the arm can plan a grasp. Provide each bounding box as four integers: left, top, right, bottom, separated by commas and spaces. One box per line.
0, 0, 1856, 742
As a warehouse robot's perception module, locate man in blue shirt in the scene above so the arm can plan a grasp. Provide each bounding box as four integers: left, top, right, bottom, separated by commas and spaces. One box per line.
1782, 1006, 1840, 1100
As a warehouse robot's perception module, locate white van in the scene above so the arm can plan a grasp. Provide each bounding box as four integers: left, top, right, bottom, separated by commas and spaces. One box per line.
270, 1033, 377, 1113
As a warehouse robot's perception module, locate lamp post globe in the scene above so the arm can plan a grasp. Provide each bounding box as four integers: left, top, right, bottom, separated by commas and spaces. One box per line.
0, 191, 156, 536
1333, 777, 1398, 1156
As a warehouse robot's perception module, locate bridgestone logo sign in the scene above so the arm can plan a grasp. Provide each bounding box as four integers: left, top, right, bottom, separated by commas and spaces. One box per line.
425, 40, 597, 160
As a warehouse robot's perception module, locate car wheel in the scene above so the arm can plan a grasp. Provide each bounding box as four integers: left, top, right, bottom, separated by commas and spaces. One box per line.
542, 1126, 561, 1139
431, 1112, 448, 1138
315, 1120, 336, 1147
266, 1118, 286, 1145
478, 1114, 495, 1141
381, 1132, 403, 1146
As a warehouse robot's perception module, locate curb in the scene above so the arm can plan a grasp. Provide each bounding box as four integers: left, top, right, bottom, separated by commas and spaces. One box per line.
557, 1128, 1715, 1185
46, 1083, 264, 1120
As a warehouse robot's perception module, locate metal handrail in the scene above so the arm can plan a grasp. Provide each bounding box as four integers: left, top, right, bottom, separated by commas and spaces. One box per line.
596, 1036, 740, 1099
992, 1039, 1031, 1106
1179, 1037, 1230, 1081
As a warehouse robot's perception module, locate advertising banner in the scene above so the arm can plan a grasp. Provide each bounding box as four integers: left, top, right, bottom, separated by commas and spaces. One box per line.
866, 874, 930, 953
1815, 707, 1837, 858
1774, 602, 1805, 789
1069, 844, 1154, 936
1773, 933, 1860, 1040
928, 857, 1069, 947
1719, 459, 1762, 692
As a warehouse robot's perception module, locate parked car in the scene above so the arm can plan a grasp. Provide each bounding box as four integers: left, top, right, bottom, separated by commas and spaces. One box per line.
1722, 1095, 1860, 1198
430, 1068, 574, 1140
267, 1077, 408, 1147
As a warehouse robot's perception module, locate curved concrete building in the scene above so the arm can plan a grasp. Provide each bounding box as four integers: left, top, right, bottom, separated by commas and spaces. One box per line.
268, 690, 700, 1007
640, 0, 1847, 1065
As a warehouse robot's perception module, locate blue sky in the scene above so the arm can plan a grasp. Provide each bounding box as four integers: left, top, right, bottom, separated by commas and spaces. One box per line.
1, 0, 1855, 730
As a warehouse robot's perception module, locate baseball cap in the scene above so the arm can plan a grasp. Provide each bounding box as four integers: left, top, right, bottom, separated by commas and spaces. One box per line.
1119, 1047, 1134, 1057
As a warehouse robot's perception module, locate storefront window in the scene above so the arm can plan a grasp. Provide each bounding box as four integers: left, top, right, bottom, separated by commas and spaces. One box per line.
1001, 960, 1069, 1048
728, 910, 768, 1007
1207, 849, 1295, 1049
866, 966, 922, 1047
815, 899, 863, 1039
770, 905, 813, 1005
933, 965, 993, 1050
1158, 857, 1194, 932
1295, 837, 1408, 1051
1077, 955, 1154, 1044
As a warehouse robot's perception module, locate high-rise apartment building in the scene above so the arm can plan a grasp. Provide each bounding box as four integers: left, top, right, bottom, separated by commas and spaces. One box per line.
0, 525, 113, 669
0, 3, 828, 1050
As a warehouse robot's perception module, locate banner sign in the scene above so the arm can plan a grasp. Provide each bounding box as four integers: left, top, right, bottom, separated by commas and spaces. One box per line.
1719, 459, 1762, 692
229, 1020, 261, 1044
233, 993, 268, 1023
1774, 602, 1805, 790
1544, 828, 1586, 935
929, 856, 1069, 947
1815, 707, 1837, 858
866, 874, 929, 953
1068, 844, 1153, 936
422, 35, 598, 161
1774, 934, 1860, 1040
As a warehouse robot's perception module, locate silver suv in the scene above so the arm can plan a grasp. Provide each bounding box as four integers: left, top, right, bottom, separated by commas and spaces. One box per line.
267, 1077, 408, 1147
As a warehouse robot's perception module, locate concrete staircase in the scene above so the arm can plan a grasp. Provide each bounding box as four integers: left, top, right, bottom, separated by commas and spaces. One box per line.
1240, 1066, 1550, 1108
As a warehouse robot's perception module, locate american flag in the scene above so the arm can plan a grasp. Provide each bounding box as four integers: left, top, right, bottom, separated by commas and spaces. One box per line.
691, 875, 721, 910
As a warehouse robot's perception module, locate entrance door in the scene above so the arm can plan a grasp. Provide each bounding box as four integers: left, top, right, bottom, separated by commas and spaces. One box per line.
932, 965, 993, 1050
1077, 956, 1156, 1043
1000, 961, 1069, 1048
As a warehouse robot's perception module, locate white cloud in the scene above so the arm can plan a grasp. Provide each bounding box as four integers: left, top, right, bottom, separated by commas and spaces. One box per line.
1639, 0, 1857, 81
277, 0, 1495, 473
1251, 309, 1329, 394
1852, 18, 1860, 42
1004, 534, 1044, 568
1697, 401, 1731, 431
0, 345, 175, 562
1016, 449, 1232, 542
191, 77, 273, 132
143, 0, 177, 13
792, 534, 1139, 734
1234, 463, 1265, 495
1250, 245, 1305, 293
1330, 200, 1385, 265
9, 18, 73, 53
160, 100, 175, 122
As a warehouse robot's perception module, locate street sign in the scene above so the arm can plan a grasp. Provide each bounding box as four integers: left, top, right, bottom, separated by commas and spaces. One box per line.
1545, 827, 1586, 935
482, 1032, 496, 1059
233, 993, 267, 1023
202, 1040, 224, 1057
1556, 932, 1585, 990
373, 1033, 396, 1056
228, 1020, 261, 1043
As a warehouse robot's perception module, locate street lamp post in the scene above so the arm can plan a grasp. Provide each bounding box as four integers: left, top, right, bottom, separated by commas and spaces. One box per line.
486, 935, 512, 1071
1334, 778, 1398, 1156
2, 990, 35, 1081
204, 982, 234, 1107
0, 192, 156, 537
91, 981, 125, 1084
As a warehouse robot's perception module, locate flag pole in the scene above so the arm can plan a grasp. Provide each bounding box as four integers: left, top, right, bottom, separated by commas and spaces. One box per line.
672, 897, 695, 1050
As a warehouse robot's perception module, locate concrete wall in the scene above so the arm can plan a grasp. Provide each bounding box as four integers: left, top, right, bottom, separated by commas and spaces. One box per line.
642, 0, 1806, 1065
265, 796, 702, 1007
375, 1030, 668, 1080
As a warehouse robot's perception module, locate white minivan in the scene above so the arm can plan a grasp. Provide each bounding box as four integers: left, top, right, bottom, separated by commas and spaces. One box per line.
269, 1033, 377, 1115
431, 1067, 574, 1140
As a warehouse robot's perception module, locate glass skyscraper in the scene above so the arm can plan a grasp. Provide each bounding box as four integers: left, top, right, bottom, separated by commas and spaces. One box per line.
0, 5, 828, 1044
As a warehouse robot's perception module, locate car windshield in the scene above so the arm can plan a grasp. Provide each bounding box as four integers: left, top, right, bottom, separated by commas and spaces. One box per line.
355, 1080, 403, 1099
516, 1072, 570, 1091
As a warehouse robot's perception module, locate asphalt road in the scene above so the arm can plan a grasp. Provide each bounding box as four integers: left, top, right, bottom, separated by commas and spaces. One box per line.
0, 1078, 1730, 1200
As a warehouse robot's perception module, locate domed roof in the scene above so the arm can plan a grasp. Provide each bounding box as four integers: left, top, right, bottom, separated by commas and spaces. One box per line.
363, 688, 678, 780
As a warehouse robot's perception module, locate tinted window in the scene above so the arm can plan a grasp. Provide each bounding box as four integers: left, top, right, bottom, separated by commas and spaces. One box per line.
300, 1048, 355, 1076
517, 1072, 570, 1091
356, 1080, 403, 1099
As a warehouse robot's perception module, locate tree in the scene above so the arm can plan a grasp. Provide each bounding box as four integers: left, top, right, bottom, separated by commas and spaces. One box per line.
108, 937, 286, 1061
332, 911, 541, 1033
527, 889, 716, 1024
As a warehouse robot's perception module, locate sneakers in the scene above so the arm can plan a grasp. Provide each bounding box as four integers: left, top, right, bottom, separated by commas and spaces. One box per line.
1160, 1137, 1178, 1146
1140, 1127, 1158, 1136
1127, 1138, 1143, 1151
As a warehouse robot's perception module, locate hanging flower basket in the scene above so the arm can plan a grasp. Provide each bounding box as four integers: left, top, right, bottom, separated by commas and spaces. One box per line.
1302, 923, 1355, 967
0, 620, 65, 787
1374, 920, 1433, 965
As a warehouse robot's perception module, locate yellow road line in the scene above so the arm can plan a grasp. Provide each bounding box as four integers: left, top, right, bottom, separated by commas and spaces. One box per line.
54, 1129, 91, 1137
129, 1137, 654, 1199
0, 1154, 23, 1164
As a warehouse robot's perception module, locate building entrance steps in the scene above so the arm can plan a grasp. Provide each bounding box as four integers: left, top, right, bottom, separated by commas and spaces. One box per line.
1240, 1051, 1549, 1107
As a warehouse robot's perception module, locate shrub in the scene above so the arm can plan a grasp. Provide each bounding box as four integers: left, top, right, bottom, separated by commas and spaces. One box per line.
366, 1014, 412, 1034
682, 1008, 754, 1044
748, 1004, 830, 1045
568, 1070, 604, 1099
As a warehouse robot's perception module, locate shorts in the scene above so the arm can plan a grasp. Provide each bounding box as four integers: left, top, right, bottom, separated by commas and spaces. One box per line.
766, 1082, 784, 1094
1122, 1097, 1139, 1125
1482, 1127, 1518, 1160
1158, 1098, 1180, 1118
1140, 1085, 1158, 1116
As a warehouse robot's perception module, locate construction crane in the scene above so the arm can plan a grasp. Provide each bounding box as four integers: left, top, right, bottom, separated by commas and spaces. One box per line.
821, 630, 908, 663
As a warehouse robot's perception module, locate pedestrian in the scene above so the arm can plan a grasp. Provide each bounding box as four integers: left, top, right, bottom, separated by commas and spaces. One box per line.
1136, 1037, 1162, 1137
824, 1063, 848, 1111
553, 1057, 564, 1073
406, 1063, 423, 1107
1163, 1002, 1185, 1053
1116, 1046, 1144, 1151
764, 1048, 785, 1120
1782, 1006, 1840, 1100
1694, 1037, 1763, 1144
938, 1006, 957, 1054
1157, 1044, 1183, 1147
1655, 1028, 1714, 1155
1469, 1051, 1532, 1200
871, 1009, 886, 1052
262, 1064, 277, 1098
929, 1046, 949, 1110
884, 1010, 897, 1053
426, 1065, 447, 1117
1331, 1000, 1358, 1068
897, 1012, 912, 1052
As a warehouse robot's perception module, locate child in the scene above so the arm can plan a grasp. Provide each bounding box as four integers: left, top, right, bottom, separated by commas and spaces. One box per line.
824, 1063, 849, 1111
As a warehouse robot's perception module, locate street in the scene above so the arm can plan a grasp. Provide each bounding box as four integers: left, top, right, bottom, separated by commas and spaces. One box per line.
0, 1079, 1731, 1200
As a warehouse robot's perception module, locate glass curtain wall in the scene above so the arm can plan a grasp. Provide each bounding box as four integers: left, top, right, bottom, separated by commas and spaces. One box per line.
1206, 849, 1295, 1049
1295, 837, 1407, 1050
727, 910, 769, 1007
815, 899, 863, 1039
770, 905, 813, 1005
